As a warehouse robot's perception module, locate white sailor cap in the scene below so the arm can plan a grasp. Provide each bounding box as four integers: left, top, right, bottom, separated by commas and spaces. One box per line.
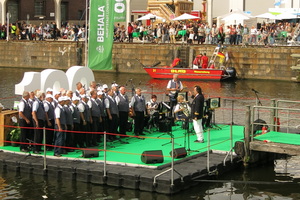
58, 96, 66, 102
72, 96, 80, 101
97, 86, 103, 91
97, 91, 103, 95
102, 84, 108, 89
46, 88, 53, 93
111, 83, 119, 88
53, 91, 61, 96
80, 94, 88, 99
45, 94, 53, 99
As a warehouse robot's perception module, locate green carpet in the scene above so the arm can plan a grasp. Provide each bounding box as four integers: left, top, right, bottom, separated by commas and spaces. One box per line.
254, 131, 300, 145
0, 124, 245, 167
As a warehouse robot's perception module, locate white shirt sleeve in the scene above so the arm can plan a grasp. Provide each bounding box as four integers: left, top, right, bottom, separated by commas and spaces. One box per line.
78, 103, 85, 113
44, 102, 49, 112
55, 107, 61, 118
32, 101, 39, 112
167, 80, 172, 89
104, 98, 110, 109
87, 100, 92, 108
115, 96, 120, 105
179, 81, 183, 90
174, 104, 180, 112
129, 96, 135, 108
18, 101, 25, 112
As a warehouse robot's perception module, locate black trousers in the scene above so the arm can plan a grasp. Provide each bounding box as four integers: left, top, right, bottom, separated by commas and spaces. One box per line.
134, 111, 144, 135
91, 116, 100, 145
65, 124, 74, 148
108, 114, 118, 140
119, 111, 128, 135
73, 122, 80, 147
45, 119, 54, 148
19, 119, 32, 150
33, 119, 45, 152
79, 121, 90, 147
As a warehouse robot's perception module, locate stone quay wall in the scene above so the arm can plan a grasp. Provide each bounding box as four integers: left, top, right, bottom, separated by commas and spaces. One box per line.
0, 40, 298, 81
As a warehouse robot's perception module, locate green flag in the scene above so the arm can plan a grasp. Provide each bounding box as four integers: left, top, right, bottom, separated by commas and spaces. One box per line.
88, 0, 115, 70
114, 1, 126, 22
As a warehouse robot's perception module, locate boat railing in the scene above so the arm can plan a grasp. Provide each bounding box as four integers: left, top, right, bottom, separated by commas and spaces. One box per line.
250, 104, 300, 142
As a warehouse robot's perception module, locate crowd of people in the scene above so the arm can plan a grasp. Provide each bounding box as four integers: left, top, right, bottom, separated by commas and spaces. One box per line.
0, 21, 86, 41
120, 20, 300, 45
1, 20, 299, 46
17, 75, 208, 157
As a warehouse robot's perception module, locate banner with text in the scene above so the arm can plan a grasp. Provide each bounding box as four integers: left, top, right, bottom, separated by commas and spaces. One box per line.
88, 0, 115, 70
114, 0, 126, 22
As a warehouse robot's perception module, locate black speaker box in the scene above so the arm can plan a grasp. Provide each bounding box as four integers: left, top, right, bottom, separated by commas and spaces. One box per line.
82, 149, 99, 158
141, 150, 164, 164
170, 147, 187, 158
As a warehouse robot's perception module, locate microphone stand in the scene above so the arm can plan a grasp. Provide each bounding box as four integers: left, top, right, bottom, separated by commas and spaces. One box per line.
252, 89, 262, 120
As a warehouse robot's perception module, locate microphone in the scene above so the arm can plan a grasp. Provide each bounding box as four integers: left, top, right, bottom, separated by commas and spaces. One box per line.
252, 88, 259, 93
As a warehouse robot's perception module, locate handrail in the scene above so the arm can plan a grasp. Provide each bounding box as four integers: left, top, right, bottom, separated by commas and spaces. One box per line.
251, 105, 300, 141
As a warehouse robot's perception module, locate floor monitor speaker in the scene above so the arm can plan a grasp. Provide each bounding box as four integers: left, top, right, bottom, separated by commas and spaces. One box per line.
141, 150, 164, 164
82, 149, 99, 158
170, 147, 187, 158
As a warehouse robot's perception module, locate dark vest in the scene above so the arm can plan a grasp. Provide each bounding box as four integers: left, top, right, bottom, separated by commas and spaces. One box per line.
20, 98, 32, 120
80, 101, 90, 122
45, 101, 55, 120
96, 98, 106, 117
35, 99, 45, 121
90, 99, 101, 117
55, 105, 66, 125
64, 105, 73, 125
133, 95, 146, 112
107, 96, 118, 115
71, 104, 80, 124
117, 94, 129, 112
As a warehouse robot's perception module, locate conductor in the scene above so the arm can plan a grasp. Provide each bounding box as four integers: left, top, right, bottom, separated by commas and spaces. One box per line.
191, 85, 205, 143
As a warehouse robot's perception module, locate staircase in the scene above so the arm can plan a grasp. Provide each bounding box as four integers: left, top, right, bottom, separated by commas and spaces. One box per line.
147, 0, 193, 22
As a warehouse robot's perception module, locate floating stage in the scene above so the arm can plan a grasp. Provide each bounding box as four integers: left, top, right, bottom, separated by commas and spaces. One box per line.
0, 124, 245, 194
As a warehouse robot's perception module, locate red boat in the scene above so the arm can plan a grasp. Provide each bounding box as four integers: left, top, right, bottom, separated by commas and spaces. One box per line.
143, 66, 236, 81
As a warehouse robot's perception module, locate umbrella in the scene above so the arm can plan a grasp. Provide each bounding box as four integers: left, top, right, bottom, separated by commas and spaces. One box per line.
275, 12, 298, 19
137, 13, 164, 20
172, 13, 200, 21
222, 13, 250, 21
221, 10, 252, 21
255, 12, 279, 19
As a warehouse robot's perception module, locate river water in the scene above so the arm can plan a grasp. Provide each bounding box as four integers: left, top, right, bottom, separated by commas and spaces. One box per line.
0, 67, 300, 199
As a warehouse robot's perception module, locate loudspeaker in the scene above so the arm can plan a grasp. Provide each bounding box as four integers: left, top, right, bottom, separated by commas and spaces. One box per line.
82, 149, 99, 158
170, 147, 187, 159
253, 119, 267, 134
141, 150, 164, 164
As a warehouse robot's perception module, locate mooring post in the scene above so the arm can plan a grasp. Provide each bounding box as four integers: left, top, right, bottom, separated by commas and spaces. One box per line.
244, 105, 251, 166
270, 99, 276, 132
43, 127, 47, 170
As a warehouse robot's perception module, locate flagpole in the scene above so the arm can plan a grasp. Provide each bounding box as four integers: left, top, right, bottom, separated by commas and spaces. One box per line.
85, 0, 89, 67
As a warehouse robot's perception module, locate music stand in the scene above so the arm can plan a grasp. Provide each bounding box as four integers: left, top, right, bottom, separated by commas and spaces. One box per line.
207, 97, 222, 130
157, 119, 180, 146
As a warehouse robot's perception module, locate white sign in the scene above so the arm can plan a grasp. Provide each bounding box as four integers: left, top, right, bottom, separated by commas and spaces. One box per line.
15, 66, 95, 95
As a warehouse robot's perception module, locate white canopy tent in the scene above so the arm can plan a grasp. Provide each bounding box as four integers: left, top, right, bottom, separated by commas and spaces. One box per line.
137, 13, 164, 21
172, 13, 200, 21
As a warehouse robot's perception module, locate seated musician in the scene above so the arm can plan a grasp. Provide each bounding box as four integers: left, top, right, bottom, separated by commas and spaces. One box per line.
174, 95, 191, 130
146, 95, 159, 130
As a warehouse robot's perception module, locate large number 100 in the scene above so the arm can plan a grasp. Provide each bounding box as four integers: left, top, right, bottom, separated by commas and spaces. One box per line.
15, 66, 95, 95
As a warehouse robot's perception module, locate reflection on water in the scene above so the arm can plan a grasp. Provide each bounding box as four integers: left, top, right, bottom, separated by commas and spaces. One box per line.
0, 68, 300, 199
